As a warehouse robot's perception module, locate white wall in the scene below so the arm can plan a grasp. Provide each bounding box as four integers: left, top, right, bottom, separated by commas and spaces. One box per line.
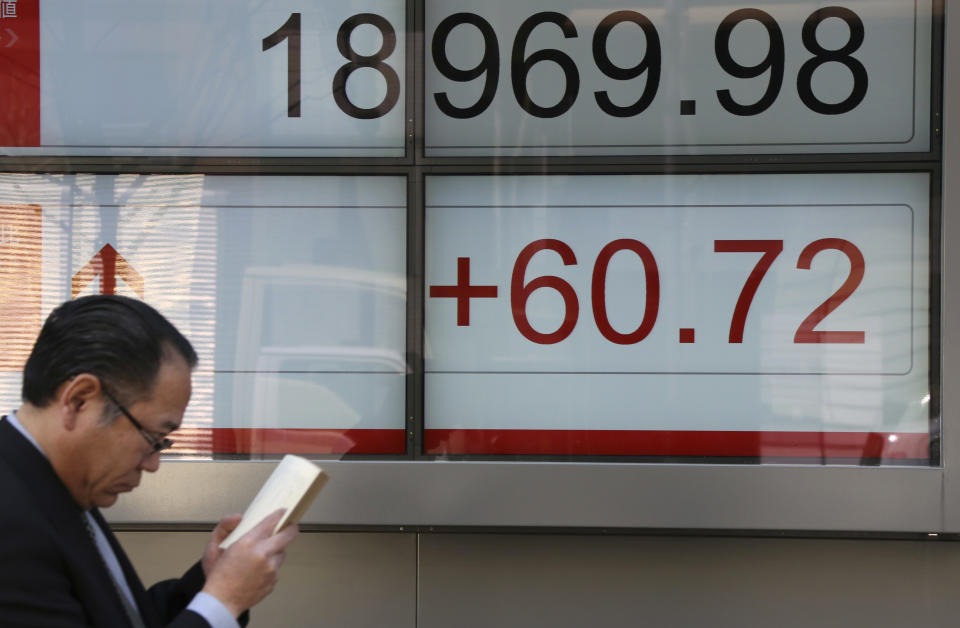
120, 530, 960, 627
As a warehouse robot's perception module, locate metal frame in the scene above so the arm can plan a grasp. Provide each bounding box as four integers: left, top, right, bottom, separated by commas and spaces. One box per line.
1, 1, 953, 535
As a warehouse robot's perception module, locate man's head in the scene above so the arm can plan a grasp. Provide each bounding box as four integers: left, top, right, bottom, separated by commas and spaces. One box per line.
19, 295, 198, 509
23, 294, 197, 412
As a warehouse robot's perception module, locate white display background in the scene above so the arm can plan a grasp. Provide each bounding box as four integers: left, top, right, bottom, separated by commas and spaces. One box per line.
24, 0, 406, 156
425, 0, 932, 156
0, 174, 407, 439
424, 173, 930, 435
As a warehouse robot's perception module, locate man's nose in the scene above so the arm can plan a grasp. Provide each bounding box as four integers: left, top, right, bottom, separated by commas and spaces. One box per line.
138, 450, 161, 472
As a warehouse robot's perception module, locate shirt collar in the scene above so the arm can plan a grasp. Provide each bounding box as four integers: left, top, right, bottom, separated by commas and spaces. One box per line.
5, 409, 48, 458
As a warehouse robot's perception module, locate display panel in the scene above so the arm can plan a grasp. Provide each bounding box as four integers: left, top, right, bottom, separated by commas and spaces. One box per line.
425, 0, 933, 156
0, 174, 408, 455
0, 0, 407, 157
0, 1, 949, 535
425, 173, 933, 462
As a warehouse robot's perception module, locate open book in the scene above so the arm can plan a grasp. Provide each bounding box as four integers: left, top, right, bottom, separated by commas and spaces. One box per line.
219, 454, 328, 549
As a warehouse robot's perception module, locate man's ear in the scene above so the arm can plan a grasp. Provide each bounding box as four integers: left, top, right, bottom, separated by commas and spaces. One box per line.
56, 374, 102, 430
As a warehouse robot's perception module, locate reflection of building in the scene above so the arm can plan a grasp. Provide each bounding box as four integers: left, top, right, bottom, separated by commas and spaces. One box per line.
234, 264, 406, 373
225, 263, 406, 454
0, 203, 42, 372
249, 343, 407, 431
0, 176, 220, 452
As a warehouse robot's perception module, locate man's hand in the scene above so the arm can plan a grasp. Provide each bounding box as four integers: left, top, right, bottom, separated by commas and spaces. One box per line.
200, 510, 300, 618
201, 513, 243, 578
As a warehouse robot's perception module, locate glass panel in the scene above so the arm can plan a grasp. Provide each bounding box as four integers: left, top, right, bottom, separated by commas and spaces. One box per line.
424, 173, 934, 463
424, 0, 933, 156
0, 0, 406, 157
0, 174, 407, 456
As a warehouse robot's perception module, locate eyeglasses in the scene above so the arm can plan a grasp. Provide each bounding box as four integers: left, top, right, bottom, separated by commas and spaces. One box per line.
101, 388, 174, 455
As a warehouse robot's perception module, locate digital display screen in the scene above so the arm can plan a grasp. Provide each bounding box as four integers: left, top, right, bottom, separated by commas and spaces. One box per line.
0, 0, 406, 156
0, 1, 935, 158
424, 0, 933, 156
0, 0, 945, 486
424, 173, 932, 461
0, 174, 408, 455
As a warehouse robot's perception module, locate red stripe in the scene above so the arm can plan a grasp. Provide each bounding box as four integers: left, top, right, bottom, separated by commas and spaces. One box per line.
0, 0, 40, 146
171, 428, 405, 455
167, 428, 928, 459
424, 429, 929, 460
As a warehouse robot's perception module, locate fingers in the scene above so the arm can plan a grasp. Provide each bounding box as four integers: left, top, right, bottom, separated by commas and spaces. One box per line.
267, 547, 288, 572
239, 509, 287, 542
211, 514, 243, 543
201, 512, 296, 616
224, 510, 297, 561
222, 513, 243, 529
261, 522, 299, 554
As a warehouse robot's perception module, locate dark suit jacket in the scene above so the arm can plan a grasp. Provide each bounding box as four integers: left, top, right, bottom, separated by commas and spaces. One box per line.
0, 416, 214, 627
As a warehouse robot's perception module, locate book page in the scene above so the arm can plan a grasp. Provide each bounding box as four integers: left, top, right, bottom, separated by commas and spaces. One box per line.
219, 454, 327, 549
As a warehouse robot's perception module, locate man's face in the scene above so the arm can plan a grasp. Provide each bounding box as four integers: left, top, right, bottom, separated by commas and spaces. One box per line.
69, 355, 192, 509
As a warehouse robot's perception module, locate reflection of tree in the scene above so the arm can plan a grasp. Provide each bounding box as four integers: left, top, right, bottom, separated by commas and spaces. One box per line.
0, 174, 217, 456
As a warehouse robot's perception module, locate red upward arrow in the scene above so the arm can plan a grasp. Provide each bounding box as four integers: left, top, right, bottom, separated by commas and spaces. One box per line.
71, 243, 144, 298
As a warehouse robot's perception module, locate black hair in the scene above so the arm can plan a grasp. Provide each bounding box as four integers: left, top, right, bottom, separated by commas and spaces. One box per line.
21, 295, 198, 408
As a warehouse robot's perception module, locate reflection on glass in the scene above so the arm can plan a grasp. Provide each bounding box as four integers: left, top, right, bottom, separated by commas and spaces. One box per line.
0, 174, 407, 459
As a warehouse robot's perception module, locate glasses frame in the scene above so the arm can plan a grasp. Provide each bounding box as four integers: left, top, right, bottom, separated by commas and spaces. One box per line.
101, 387, 174, 454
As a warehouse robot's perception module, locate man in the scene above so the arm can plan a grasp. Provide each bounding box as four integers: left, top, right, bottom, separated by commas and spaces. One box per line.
0, 294, 298, 627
